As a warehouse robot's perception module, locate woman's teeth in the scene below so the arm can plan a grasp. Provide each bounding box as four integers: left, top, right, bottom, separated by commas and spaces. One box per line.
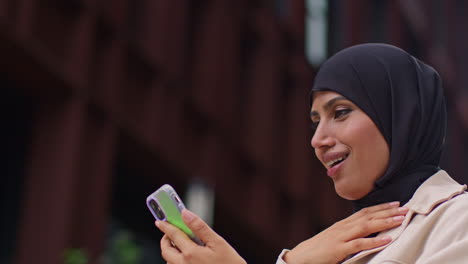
326, 155, 348, 168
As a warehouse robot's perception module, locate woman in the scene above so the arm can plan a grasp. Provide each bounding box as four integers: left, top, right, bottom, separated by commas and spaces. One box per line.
156, 44, 468, 263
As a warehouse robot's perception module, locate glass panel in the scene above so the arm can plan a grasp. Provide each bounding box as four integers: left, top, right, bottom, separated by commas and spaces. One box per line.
305, 0, 328, 66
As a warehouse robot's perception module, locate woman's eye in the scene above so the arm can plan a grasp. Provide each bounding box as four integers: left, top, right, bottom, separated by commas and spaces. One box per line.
334, 109, 351, 119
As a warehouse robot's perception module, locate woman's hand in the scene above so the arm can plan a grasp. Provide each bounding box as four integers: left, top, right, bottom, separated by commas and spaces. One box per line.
283, 202, 408, 264
156, 209, 247, 264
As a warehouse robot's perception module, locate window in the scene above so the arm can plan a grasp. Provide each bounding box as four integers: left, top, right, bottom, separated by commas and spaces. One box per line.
305, 0, 328, 66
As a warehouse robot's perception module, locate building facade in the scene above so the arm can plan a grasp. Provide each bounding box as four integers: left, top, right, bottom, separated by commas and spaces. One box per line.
1, 0, 467, 263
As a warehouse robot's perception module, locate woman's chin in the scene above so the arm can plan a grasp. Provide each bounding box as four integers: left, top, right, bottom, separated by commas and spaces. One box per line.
334, 185, 369, 201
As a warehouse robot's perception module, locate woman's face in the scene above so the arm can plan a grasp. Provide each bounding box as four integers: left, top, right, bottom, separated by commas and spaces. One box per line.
310, 91, 390, 200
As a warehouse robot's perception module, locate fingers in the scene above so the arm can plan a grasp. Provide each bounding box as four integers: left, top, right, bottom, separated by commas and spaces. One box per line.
350, 201, 400, 220
343, 235, 392, 254
182, 210, 220, 246
338, 202, 409, 240
368, 206, 408, 220
156, 220, 194, 252
160, 234, 184, 263
347, 213, 406, 239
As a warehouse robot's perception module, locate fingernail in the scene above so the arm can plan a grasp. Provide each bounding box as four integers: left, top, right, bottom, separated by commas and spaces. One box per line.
380, 236, 392, 242
393, 215, 405, 222
389, 201, 400, 207
398, 207, 409, 213
155, 221, 161, 228
182, 209, 195, 222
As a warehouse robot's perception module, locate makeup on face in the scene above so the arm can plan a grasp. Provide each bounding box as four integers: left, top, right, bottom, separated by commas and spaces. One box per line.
310, 91, 390, 200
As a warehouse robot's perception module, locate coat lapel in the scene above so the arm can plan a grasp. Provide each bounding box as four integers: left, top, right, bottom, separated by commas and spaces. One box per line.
342, 210, 415, 263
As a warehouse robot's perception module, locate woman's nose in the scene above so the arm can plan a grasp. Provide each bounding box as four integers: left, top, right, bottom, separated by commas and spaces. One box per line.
311, 123, 335, 149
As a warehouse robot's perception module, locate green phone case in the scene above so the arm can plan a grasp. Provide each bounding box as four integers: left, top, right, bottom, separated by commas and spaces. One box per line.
147, 184, 203, 245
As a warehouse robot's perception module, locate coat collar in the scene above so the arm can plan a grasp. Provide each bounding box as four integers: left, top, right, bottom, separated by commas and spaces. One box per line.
405, 170, 466, 214
343, 170, 466, 263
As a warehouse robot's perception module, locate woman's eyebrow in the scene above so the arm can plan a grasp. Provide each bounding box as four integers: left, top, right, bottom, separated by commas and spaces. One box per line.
324, 96, 348, 110
310, 96, 348, 118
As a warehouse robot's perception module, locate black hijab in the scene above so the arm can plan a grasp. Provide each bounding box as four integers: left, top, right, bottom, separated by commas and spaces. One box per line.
311, 44, 447, 211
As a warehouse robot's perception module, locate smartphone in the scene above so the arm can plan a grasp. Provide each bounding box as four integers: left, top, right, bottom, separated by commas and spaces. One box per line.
146, 184, 204, 245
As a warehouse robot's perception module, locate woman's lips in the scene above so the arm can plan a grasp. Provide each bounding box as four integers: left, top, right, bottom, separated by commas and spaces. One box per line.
327, 158, 347, 178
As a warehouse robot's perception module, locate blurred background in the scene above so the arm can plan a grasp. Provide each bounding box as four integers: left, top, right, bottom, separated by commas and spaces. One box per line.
2, 0, 468, 263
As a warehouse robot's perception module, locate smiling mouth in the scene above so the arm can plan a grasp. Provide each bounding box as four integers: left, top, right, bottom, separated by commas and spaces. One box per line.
326, 154, 349, 168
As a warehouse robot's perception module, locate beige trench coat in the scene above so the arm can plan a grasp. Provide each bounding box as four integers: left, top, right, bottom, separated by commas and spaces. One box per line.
276, 170, 468, 264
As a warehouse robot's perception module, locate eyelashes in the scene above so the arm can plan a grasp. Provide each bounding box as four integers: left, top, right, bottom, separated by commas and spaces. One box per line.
334, 109, 352, 119
310, 108, 352, 131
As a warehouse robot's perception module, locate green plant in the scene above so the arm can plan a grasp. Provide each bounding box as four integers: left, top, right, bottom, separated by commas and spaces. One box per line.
64, 248, 88, 264
105, 231, 142, 264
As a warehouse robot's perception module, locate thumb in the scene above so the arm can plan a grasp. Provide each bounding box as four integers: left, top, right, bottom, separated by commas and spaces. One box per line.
182, 209, 219, 244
